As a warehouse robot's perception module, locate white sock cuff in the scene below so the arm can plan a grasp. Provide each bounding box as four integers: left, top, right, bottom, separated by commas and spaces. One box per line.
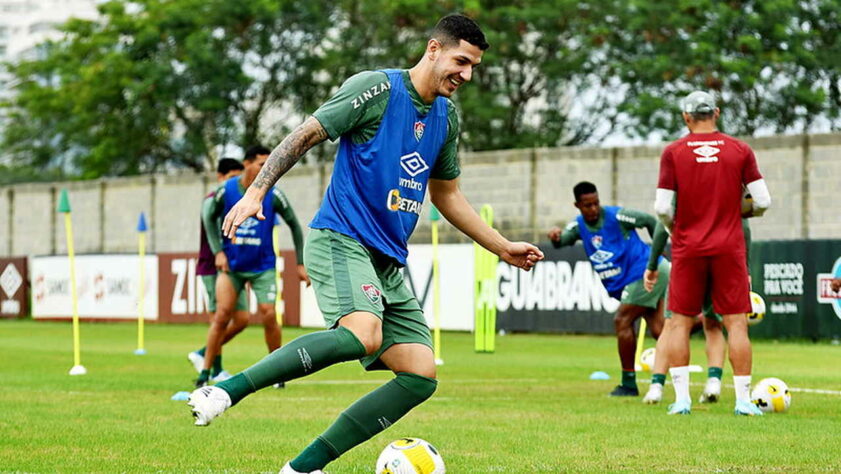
733, 375, 752, 402
669, 366, 690, 377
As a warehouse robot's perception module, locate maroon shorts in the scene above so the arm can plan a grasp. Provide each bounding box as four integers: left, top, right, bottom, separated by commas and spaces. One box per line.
668, 252, 751, 316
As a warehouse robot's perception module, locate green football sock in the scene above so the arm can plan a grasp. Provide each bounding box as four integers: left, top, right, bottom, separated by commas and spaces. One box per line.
622, 370, 637, 389
708, 366, 723, 380
211, 355, 223, 377
197, 369, 210, 384
290, 372, 438, 472
652, 373, 667, 386
216, 326, 366, 405
196, 347, 206, 357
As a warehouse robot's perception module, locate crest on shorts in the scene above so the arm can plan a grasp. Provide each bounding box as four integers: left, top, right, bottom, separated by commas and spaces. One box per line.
413, 121, 425, 141
590, 235, 603, 249
361, 283, 382, 305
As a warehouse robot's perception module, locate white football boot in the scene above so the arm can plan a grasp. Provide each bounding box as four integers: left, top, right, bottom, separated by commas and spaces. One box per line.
188, 386, 231, 426
279, 462, 324, 474
642, 383, 663, 404
699, 377, 721, 404
187, 351, 204, 373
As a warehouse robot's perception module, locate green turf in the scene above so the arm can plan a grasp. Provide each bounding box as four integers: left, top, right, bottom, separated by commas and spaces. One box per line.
1, 320, 839, 473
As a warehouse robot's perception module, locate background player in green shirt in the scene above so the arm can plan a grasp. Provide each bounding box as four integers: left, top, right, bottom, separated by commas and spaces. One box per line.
188, 157, 249, 383
548, 182, 668, 397
194, 145, 309, 388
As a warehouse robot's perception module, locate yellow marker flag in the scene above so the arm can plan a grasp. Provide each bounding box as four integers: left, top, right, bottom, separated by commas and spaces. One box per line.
58, 189, 86, 375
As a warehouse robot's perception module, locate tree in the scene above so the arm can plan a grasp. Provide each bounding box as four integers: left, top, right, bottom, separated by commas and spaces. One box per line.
312, 0, 609, 151
3, 0, 839, 182
1, 0, 334, 178
597, 0, 841, 138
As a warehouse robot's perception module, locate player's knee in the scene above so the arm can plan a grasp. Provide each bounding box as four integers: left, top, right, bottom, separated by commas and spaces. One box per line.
356, 332, 383, 355
613, 312, 634, 331
723, 313, 748, 333
396, 372, 438, 402
231, 311, 248, 329
211, 311, 232, 328
339, 314, 383, 355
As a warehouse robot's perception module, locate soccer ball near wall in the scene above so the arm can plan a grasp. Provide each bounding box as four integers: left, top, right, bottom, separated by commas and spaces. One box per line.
376, 438, 445, 474
751, 377, 792, 413
747, 291, 766, 326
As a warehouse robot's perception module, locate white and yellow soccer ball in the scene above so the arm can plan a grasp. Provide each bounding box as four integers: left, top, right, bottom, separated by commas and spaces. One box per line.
376, 438, 445, 474
747, 291, 766, 326
639, 347, 656, 372
751, 377, 792, 413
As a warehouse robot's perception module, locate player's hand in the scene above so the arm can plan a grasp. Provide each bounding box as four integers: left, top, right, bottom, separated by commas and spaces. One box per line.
547, 227, 562, 242
222, 195, 265, 238
831, 278, 841, 293
297, 264, 311, 287
499, 242, 544, 271
214, 252, 230, 273
643, 269, 658, 292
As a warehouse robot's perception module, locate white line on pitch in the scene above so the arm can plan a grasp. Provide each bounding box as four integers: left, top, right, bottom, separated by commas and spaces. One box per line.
293, 378, 540, 385
639, 378, 841, 396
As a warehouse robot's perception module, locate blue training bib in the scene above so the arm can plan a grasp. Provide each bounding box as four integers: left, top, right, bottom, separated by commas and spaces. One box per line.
310, 69, 449, 265
577, 206, 652, 299
222, 177, 276, 272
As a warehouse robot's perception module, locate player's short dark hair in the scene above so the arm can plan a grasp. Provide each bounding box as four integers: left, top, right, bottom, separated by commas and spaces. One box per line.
573, 181, 598, 202
216, 158, 244, 175
689, 111, 715, 121
243, 145, 271, 161
432, 14, 489, 51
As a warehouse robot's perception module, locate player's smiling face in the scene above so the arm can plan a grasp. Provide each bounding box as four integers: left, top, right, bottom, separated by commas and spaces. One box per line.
431, 39, 483, 98
575, 192, 601, 224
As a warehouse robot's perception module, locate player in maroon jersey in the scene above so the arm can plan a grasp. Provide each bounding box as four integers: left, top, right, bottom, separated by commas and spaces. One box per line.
650, 91, 771, 416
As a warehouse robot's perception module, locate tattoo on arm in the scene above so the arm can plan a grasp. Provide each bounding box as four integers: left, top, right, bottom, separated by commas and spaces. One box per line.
252, 117, 328, 191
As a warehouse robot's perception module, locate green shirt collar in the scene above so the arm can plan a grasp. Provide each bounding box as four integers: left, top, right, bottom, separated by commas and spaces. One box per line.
582, 208, 605, 232
401, 70, 434, 114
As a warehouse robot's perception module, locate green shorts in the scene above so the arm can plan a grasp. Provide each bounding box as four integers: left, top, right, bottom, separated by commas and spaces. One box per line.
621, 259, 670, 309
201, 274, 248, 312
305, 228, 433, 371
226, 268, 277, 304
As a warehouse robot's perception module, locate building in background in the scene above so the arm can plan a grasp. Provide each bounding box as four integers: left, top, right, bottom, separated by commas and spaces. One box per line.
0, 0, 99, 161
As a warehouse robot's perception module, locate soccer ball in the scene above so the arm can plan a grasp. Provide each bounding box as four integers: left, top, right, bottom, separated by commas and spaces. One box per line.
375, 438, 445, 474
639, 347, 656, 372
747, 291, 765, 326
751, 377, 792, 413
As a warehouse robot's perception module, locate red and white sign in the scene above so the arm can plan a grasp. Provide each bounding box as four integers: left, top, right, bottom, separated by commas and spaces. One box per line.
31, 255, 158, 319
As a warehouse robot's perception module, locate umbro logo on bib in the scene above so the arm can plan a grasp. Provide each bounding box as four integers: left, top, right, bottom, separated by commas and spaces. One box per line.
400, 152, 429, 177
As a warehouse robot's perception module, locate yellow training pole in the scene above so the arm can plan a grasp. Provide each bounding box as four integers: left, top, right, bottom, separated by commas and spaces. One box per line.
272, 217, 284, 328
634, 318, 647, 370
430, 205, 443, 365
135, 212, 148, 355
58, 189, 85, 375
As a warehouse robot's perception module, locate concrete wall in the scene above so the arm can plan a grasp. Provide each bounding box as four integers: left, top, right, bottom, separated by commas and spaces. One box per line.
0, 188, 10, 255
806, 134, 841, 239
1, 132, 839, 257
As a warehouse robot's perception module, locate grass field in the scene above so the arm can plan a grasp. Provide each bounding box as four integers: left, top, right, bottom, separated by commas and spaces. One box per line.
1, 320, 840, 473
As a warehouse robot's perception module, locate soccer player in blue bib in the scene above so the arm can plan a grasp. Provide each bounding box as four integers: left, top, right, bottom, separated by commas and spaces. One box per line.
186, 14, 543, 473
194, 145, 309, 388
547, 181, 668, 397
